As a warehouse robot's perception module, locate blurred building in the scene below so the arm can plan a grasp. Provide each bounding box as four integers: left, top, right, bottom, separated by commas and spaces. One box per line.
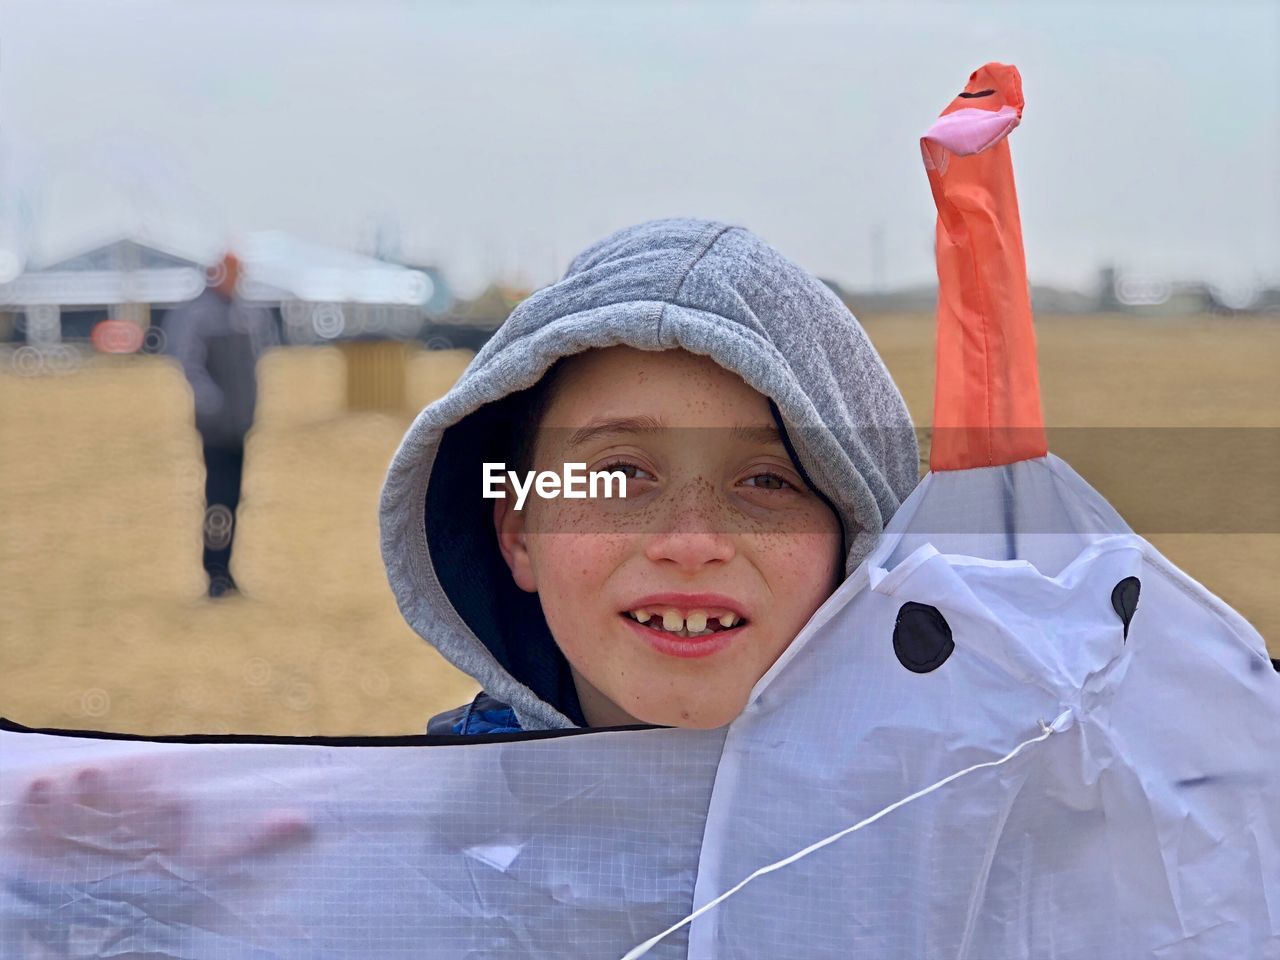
1097, 265, 1279, 317
236, 231, 445, 346
0, 230, 480, 351
0, 235, 206, 346
821, 269, 1280, 319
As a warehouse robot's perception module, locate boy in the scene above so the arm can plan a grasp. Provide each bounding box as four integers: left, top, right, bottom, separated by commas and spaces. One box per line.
380, 216, 919, 734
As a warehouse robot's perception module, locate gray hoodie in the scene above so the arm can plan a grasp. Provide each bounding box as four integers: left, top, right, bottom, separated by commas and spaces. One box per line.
379, 218, 919, 731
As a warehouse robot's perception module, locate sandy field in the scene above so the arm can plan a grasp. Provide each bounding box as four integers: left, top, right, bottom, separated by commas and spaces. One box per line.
1, 313, 1276, 736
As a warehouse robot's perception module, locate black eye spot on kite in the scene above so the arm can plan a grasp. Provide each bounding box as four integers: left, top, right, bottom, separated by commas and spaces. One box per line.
893, 602, 954, 674
958, 89, 996, 99
1110, 577, 1141, 642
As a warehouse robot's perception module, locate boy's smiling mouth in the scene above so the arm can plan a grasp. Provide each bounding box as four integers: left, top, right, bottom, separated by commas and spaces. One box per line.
617, 593, 750, 656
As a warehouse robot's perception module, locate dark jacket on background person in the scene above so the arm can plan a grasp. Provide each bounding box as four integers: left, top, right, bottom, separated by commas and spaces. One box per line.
161, 288, 280, 448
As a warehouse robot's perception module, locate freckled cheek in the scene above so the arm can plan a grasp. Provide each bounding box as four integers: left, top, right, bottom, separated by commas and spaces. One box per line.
529, 497, 648, 535
745, 531, 843, 612
529, 532, 633, 597
530, 534, 637, 678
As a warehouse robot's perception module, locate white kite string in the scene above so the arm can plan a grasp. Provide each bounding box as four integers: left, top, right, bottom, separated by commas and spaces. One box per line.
620, 709, 1074, 960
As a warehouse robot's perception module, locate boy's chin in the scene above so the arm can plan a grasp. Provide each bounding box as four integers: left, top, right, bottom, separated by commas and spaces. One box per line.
634, 695, 749, 731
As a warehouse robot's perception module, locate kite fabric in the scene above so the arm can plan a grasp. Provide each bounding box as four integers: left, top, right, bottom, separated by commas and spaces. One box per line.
921, 61, 1047, 472
2, 62, 1278, 958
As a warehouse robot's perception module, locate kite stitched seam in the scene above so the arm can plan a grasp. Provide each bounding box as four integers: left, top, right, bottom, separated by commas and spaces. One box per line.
964, 215, 996, 467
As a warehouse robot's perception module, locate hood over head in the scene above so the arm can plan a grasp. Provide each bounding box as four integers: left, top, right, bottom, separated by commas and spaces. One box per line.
380, 218, 919, 730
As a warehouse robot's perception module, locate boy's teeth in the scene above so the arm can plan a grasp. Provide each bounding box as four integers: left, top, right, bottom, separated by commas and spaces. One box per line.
622, 609, 742, 640
626, 607, 743, 635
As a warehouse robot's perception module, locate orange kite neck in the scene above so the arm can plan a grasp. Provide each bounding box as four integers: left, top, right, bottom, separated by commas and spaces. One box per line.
922, 62, 1047, 472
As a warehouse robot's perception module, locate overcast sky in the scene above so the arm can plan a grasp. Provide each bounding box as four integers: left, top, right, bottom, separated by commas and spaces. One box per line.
1, 0, 1276, 297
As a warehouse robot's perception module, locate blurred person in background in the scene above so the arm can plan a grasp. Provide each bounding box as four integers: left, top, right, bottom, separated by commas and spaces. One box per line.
161, 252, 280, 599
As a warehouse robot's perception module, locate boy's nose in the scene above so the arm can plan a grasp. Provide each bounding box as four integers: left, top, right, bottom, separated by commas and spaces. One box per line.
642, 484, 737, 568
643, 527, 736, 570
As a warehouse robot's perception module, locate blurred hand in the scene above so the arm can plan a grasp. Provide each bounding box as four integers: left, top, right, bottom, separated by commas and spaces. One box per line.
5, 763, 312, 958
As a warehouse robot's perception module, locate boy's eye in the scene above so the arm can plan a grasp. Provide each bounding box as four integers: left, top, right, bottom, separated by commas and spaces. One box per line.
599, 460, 655, 482
741, 472, 794, 491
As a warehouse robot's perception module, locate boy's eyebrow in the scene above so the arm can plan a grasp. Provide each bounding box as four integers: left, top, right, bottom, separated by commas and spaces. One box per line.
566, 416, 666, 447
730, 424, 785, 446
563, 417, 784, 448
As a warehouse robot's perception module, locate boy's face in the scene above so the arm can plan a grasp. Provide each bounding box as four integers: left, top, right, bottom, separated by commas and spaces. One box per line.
494, 346, 843, 729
